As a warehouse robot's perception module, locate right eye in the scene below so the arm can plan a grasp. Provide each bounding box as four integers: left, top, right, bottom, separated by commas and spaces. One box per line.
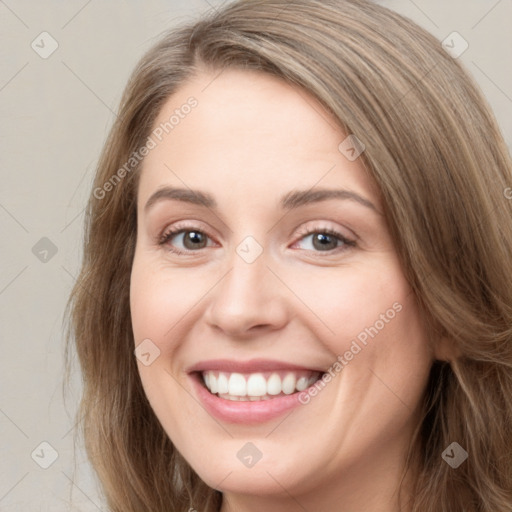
159, 225, 216, 255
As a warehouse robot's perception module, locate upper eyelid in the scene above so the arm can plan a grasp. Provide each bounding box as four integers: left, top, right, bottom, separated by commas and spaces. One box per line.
294, 222, 356, 241
160, 221, 350, 237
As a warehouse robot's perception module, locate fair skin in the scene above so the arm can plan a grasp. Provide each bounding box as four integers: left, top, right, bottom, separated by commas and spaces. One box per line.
130, 68, 436, 512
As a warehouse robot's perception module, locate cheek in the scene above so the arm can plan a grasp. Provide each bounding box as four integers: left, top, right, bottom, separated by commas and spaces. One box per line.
294, 258, 411, 348
130, 270, 173, 344
130, 257, 204, 350
299, 257, 433, 401
129, 256, 187, 418
129, 258, 193, 428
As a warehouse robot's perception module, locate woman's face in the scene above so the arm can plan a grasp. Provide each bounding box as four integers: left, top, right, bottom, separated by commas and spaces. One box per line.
130, 69, 434, 506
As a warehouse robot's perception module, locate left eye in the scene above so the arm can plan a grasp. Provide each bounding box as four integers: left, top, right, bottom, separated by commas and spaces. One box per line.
294, 230, 353, 252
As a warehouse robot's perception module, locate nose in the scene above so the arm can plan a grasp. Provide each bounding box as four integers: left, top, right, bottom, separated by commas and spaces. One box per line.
204, 249, 290, 338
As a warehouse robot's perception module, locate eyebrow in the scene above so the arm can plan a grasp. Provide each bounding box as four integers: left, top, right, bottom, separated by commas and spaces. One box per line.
144, 186, 378, 213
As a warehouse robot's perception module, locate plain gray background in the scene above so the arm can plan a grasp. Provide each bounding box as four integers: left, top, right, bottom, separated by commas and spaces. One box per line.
1, 0, 511, 510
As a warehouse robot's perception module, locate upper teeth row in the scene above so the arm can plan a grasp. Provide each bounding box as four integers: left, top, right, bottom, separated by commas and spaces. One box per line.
202, 371, 319, 397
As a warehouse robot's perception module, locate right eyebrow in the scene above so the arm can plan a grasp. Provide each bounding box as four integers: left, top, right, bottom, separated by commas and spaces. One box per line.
144, 186, 216, 213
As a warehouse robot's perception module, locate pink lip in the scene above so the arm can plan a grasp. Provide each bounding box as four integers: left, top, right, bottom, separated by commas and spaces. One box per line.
187, 358, 324, 373
190, 372, 310, 424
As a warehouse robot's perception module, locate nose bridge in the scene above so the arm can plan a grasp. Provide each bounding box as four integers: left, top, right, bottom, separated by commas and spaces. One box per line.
220, 245, 274, 310
205, 239, 288, 334
227, 254, 267, 301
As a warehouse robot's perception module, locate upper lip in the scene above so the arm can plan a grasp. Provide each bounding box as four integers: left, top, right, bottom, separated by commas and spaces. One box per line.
187, 358, 326, 374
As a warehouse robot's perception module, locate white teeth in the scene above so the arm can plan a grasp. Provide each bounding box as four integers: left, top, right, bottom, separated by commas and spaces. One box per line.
266, 373, 282, 395
217, 373, 229, 394
209, 374, 218, 394
296, 376, 309, 391
220, 394, 239, 401
247, 373, 267, 396
201, 369, 321, 400
228, 373, 246, 396
282, 373, 296, 395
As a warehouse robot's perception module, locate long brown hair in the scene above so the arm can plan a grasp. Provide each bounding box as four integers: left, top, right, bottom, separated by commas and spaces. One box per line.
65, 0, 512, 510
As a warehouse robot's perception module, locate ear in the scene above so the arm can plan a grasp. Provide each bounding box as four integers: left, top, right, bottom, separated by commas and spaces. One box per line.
433, 336, 461, 362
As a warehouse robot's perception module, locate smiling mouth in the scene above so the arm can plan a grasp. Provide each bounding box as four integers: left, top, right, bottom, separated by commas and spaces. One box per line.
199, 370, 323, 401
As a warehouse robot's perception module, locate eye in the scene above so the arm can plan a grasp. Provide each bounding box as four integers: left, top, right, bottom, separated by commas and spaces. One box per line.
292, 227, 356, 253
159, 225, 215, 254
158, 223, 356, 256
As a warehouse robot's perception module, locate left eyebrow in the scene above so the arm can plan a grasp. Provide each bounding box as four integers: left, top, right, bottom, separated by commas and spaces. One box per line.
280, 188, 378, 213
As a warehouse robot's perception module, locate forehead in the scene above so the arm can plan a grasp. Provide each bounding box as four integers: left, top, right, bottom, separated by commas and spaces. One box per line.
137, 68, 378, 209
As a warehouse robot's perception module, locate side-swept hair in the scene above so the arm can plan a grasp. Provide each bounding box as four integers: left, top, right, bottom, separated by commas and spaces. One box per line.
66, 1, 512, 510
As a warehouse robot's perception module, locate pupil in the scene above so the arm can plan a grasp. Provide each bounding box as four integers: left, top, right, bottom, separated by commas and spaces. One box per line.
313, 233, 336, 251
184, 231, 205, 249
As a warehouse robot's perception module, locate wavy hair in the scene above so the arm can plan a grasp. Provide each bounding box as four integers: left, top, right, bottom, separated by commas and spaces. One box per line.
65, 0, 512, 510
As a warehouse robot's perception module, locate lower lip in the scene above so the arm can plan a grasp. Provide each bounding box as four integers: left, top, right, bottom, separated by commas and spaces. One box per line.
190, 373, 308, 424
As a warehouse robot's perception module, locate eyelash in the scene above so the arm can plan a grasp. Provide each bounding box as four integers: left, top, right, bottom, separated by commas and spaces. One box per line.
158, 222, 356, 256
